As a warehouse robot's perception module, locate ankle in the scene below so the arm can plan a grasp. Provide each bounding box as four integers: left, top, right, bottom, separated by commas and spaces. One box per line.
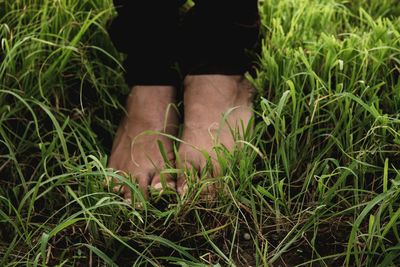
124, 85, 179, 132
128, 85, 176, 107
183, 74, 254, 108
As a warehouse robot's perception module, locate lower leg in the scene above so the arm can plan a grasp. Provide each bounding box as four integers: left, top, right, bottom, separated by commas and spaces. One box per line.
109, 0, 180, 86
107, 1, 181, 199
180, 0, 259, 76
177, 0, 259, 195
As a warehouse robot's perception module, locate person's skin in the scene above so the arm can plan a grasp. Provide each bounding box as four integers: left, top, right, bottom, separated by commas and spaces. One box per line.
108, 75, 254, 199
107, 86, 178, 200
176, 75, 255, 195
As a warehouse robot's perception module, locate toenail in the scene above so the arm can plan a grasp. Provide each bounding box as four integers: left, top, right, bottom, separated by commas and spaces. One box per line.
123, 198, 144, 210
153, 182, 175, 191
178, 184, 188, 196
102, 177, 111, 188
153, 183, 163, 190
113, 186, 121, 193
115, 170, 129, 177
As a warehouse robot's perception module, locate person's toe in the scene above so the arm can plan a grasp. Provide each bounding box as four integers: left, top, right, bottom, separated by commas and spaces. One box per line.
113, 173, 150, 201
113, 184, 127, 195
150, 173, 176, 192
176, 160, 202, 197
176, 176, 188, 196
176, 155, 223, 199
123, 188, 132, 202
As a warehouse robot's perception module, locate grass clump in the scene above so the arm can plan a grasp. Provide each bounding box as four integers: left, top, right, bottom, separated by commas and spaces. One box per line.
1, 0, 400, 266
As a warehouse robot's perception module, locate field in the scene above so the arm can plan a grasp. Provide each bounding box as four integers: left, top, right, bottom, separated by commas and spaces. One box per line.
1, 0, 400, 266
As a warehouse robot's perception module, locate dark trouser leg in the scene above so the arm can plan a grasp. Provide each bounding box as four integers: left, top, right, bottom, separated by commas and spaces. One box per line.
180, 0, 260, 76
108, 0, 180, 87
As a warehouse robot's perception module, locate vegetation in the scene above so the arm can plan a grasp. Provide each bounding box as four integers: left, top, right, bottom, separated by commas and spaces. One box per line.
1, 0, 399, 265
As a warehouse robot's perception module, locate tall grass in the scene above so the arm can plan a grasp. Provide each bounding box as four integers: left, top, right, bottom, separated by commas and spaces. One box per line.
1, 0, 399, 266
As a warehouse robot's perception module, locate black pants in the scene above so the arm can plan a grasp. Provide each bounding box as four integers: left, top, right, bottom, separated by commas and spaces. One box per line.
109, 0, 259, 87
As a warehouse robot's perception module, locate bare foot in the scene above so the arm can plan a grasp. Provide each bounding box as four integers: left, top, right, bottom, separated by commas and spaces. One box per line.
107, 86, 178, 200
177, 75, 255, 196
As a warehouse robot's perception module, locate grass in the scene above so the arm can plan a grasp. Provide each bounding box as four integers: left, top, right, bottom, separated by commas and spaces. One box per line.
1, 0, 400, 266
